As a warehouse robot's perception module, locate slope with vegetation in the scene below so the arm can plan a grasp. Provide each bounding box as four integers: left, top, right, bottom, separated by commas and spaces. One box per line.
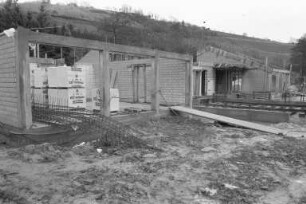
0, 0, 294, 68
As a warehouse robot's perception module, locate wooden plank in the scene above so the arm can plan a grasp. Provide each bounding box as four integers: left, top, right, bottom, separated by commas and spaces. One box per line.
0, 37, 14, 47
16, 27, 32, 129
151, 51, 160, 113
0, 62, 16, 70
0, 51, 16, 61
0, 100, 17, 108
0, 42, 15, 50
0, 105, 18, 114
0, 73, 15, 78
0, 56, 16, 65
0, 95, 18, 103
0, 47, 15, 55
110, 71, 118, 88
0, 87, 16, 93
0, 68, 15, 74
0, 82, 15, 87
111, 58, 153, 67
28, 57, 56, 64
171, 106, 284, 135
0, 77, 16, 83
28, 29, 190, 61
0, 91, 17, 98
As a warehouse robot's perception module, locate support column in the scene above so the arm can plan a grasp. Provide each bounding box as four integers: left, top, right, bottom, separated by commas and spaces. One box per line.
151, 50, 160, 114
99, 49, 110, 117
16, 27, 32, 129
185, 57, 193, 107
132, 65, 136, 102
264, 57, 269, 91
136, 66, 139, 102
143, 65, 147, 103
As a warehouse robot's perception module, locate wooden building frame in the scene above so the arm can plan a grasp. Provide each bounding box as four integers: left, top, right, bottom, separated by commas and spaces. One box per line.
10, 27, 192, 129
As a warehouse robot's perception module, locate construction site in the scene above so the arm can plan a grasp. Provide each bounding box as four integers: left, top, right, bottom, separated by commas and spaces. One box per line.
0, 27, 306, 204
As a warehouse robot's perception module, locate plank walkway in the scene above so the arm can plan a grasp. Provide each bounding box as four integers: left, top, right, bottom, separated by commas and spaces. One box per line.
171, 106, 284, 135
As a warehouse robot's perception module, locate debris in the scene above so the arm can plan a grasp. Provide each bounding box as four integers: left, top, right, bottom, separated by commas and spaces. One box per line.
71, 124, 79, 131
201, 147, 217, 153
224, 183, 238, 189
142, 153, 157, 158
199, 187, 218, 196
97, 148, 103, 153
3, 28, 15, 37
73, 142, 85, 148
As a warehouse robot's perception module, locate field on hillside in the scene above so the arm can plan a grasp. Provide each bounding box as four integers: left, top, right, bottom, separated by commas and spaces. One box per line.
1, 116, 306, 204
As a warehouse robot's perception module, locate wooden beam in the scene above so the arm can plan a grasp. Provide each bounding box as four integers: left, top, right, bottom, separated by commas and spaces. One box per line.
16, 27, 32, 129
99, 49, 110, 116
151, 50, 160, 114
27, 28, 190, 61
111, 58, 153, 67
28, 57, 56, 65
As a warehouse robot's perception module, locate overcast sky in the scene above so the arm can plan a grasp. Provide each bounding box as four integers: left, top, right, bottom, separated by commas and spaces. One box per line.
20, 0, 306, 43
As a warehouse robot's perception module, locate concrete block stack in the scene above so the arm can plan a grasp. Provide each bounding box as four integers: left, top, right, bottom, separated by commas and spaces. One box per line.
30, 63, 120, 111
30, 63, 48, 104
47, 66, 86, 108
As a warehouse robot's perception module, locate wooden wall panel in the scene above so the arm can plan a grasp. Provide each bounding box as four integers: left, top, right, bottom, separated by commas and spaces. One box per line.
0, 34, 19, 127
159, 58, 186, 105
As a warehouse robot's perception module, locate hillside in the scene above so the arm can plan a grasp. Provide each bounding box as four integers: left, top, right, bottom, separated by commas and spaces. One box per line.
19, 1, 293, 68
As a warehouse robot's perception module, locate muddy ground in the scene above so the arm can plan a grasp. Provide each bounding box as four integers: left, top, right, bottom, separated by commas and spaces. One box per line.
0, 115, 306, 204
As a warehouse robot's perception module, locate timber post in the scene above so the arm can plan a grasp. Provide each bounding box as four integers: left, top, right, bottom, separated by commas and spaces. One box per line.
185, 56, 193, 108
151, 50, 160, 114
99, 49, 110, 117
16, 27, 32, 129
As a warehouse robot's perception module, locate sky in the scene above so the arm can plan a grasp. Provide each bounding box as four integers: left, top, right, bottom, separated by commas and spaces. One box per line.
20, 0, 306, 43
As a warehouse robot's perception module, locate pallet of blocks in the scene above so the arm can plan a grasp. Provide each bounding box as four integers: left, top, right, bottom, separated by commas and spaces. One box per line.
48, 88, 86, 108
47, 65, 86, 108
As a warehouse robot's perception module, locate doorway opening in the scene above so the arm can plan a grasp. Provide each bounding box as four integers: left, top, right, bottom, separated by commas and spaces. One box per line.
132, 65, 148, 103
193, 70, 207, 96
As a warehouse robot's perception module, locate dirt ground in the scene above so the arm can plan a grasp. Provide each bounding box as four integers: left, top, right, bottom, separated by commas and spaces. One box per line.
1, 115, 306, 204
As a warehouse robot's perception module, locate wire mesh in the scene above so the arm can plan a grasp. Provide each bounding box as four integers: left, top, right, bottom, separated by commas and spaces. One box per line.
31, 95, 147, 148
